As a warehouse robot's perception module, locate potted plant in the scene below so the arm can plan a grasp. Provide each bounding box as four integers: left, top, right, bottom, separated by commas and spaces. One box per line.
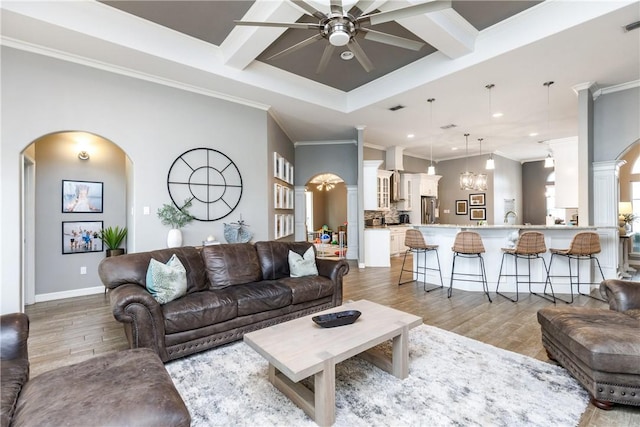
99, 225, 127, 257
157, 199, 194, 247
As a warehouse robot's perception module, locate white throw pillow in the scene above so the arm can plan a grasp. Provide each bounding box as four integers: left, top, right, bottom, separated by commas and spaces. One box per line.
288, 247, 319, 278
146, 254, 187, 304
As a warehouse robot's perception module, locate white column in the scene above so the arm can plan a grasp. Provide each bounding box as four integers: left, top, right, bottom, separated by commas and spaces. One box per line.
593, 160, 625, 278
294, 186, 307, 241
346, 185, 358, 260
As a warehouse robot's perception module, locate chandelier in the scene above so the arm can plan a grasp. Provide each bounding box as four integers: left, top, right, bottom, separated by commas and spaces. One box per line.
459, 133, 476, 190
317, 181, 335, 191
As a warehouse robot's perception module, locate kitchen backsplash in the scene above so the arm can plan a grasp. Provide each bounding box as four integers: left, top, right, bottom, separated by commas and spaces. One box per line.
365, 204, 400, 224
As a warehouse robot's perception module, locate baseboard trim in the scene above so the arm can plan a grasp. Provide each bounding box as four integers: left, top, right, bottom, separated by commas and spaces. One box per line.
35, 286, 104, 303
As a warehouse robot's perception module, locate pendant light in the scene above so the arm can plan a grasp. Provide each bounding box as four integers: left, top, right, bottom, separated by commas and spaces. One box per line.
459, 133, 475, 190
543, 81, 555, 168
427, 98, 436, 175
475, 138, 488, 191
485, 83, 496, 170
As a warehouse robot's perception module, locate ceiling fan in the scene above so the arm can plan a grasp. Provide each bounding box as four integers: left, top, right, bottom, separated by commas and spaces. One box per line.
235, 0, 451, 73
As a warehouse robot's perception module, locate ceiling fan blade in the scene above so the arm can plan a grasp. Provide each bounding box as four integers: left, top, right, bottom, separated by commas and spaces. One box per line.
347, 39, 374, 72
360, 28, 424, 51
348, 0, 375, 19
359, 0, 451, 26
316, 44, 336, 74
268, 33, 324, 61
291, 0, 327, 20
330, 0, 343, 15
234, 20, 321, 30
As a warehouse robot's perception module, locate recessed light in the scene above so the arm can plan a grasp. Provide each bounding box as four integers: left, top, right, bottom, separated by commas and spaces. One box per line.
529, 132, 539, 137
407, 134, 415, 138
492, 112, 503, 118
340, 51, 354, 60
451, 147, 458, 151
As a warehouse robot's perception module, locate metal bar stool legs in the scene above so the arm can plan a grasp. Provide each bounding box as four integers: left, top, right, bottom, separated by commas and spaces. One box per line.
398, 247, 444, 292
448, 231, 492, 302
448, 252, 492, 302
496, 252, 556, 303
398, 229, 443, 292
545, 253, 606, 303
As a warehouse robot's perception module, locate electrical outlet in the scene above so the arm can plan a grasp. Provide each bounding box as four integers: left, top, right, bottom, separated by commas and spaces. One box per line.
80, 266, 87, 275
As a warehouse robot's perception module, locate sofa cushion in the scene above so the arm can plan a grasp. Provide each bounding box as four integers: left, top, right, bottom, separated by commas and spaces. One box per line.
146, 254, 187, 304
288, 247, 318, 277
162, 291, 238, 334
227, 281, 292, 316
277, 276, 335, 304
256, 241, 315, 280
99, 246, 208, 294
538, 307, 640, 374
1, 359, 29, 427
202, 243, 262, 289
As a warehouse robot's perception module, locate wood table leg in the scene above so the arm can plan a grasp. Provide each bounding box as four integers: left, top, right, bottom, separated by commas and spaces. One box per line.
314, 360, 336, 427
392, 325, 409, 379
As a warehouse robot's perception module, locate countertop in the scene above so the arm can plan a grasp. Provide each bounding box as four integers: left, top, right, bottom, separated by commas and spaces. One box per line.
411, 224, 607, 230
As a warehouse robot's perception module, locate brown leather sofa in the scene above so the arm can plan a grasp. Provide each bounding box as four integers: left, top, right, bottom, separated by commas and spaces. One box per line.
0, 313, 190, 427
99, 241, 349, 362
537, 279, 640, 409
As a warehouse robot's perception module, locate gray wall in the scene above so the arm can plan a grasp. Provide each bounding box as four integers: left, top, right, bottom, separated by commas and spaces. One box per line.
594, 87, 640, 161
34, 133, 126, 295
295, 143, 358, 185
268, 114, 295, 241
1, 47, 281, 304
522, 160, 549, 225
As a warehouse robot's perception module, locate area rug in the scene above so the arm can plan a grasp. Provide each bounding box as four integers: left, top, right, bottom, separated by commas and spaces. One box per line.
165, 324, 588, 426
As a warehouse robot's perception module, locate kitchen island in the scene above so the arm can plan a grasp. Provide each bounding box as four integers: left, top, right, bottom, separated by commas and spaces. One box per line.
412, 224, 618, 296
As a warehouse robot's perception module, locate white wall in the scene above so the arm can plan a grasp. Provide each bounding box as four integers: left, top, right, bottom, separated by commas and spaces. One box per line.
1, 47, 274, 313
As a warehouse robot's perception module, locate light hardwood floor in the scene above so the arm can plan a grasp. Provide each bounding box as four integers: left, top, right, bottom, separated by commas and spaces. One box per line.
24, 256, 639, 426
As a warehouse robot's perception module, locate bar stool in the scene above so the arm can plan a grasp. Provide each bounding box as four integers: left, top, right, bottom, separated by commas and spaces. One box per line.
495, 231, 556, 303
398, 229, 443, 292
449, 231, 492, 302
545, 231, 606, 303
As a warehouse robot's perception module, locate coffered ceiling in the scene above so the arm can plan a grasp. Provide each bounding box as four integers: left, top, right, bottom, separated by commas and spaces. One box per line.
2, 1, 639, 163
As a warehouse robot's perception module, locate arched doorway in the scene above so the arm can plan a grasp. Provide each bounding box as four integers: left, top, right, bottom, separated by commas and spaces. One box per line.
21, 131, 129, 305
304, 173, 348, 258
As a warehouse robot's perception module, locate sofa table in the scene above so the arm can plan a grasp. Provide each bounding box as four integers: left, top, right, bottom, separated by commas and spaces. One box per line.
243, 300, 422, 426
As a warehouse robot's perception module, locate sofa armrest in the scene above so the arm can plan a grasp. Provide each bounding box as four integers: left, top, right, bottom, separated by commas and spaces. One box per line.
0, 313, 29, 361
316, 258, 350, 306
599, 279, 640, 312
109, 284, 168, 361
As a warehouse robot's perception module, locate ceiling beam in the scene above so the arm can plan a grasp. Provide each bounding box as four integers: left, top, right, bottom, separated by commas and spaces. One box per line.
221, 0, 305, 70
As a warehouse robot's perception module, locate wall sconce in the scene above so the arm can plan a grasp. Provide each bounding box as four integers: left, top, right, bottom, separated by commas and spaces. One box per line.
78, 150, 90, 160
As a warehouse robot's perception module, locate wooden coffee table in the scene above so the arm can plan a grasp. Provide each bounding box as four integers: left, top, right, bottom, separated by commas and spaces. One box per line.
243, 300, 422, 426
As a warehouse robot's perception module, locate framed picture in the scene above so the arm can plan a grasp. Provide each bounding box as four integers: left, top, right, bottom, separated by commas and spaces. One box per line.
62, 221, 103, 254
274, 183, 282, 208
469, 193, 486, 206
273, 152, 282, 179
62, 180, 103, 213
470, 208, 486, 221
455, 200, 468, 215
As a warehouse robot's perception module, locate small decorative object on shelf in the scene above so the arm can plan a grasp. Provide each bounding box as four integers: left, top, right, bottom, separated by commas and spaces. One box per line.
312, 310, 361, 328
224, 216, 253, 243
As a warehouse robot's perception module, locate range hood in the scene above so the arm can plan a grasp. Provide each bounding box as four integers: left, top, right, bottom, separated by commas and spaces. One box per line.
386, 146, 404, 171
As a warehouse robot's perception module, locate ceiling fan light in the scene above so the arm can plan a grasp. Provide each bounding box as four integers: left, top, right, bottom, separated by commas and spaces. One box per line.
329, 29, 350, 46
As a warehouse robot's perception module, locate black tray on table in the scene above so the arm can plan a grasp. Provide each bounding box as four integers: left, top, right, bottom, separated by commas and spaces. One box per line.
312, 310, 361, 328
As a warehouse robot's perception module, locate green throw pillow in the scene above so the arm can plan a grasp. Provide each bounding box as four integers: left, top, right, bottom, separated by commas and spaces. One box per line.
146, 254, 187, 304
288, 246, 318, 277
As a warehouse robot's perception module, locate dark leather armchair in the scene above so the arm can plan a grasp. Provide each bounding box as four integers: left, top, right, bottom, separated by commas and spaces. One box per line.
538, 279, 640, 409
0, 313, 191, 427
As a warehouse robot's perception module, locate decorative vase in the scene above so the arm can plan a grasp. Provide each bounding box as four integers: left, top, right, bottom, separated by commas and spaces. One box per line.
167, 228, 182, 248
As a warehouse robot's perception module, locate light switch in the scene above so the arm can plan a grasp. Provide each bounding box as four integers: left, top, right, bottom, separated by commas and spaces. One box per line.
443, 209, 450, 214
143, 206, 150, 215
80, 266, 87, 275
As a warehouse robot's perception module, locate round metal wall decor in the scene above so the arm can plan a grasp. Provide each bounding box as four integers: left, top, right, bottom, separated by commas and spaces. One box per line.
167, 148, 243, 221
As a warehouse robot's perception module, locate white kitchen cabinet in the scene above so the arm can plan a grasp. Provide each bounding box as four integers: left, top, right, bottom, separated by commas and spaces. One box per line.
390, 227, 408, 256
377, 170, 392, 210
364, 228, 391, 267
363, 160, 383, 210
420, 174, 441, 197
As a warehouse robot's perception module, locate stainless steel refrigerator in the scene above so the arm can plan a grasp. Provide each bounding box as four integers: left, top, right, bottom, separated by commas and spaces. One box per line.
421, 196, 439, 224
